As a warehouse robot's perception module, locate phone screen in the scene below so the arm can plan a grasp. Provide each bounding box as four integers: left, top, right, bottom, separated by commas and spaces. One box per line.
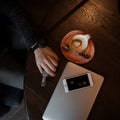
66, 74, 92, 91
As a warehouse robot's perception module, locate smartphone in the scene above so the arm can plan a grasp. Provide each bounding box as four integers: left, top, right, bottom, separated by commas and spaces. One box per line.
63, 73, 93, 93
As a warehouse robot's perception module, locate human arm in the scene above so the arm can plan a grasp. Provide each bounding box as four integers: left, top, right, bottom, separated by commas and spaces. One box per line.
0, 0, 59, 76
34, 46, 58, 77
0, 0, 39, 49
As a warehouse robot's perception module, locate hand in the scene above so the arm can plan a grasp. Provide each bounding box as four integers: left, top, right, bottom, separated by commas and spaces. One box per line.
34, 46, 58, 77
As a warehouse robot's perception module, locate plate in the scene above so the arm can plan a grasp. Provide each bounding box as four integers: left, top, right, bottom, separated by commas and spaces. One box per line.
60, 30, 95, 64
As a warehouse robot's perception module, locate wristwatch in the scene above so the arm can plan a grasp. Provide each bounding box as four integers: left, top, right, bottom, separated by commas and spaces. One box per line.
30, 40, 47, 52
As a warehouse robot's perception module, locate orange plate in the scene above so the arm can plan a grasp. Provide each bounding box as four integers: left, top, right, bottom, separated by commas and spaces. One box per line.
60, 30, 95, 64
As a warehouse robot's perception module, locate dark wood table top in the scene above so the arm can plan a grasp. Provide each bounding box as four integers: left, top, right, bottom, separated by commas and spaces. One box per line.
24, 0, 120, 120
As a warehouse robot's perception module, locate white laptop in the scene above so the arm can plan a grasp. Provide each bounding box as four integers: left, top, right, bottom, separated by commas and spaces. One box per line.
42, 62, 104, 120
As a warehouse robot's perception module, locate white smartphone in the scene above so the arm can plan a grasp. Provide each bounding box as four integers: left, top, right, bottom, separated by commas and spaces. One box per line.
63, 73, 93, 93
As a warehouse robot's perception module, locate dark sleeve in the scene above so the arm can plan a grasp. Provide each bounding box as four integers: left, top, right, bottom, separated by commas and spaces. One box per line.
0, 0, 44, 50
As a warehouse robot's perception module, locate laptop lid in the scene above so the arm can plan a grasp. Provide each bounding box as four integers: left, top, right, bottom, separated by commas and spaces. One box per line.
42, 62, 104, 120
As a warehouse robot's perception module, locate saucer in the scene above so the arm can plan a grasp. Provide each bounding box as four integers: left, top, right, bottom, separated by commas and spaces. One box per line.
60, 30, 95, 64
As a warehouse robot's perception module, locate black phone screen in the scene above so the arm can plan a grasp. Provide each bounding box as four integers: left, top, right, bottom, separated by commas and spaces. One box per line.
66, 74, 91, 91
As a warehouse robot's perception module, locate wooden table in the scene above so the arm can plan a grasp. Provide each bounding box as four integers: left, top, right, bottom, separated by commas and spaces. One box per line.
24, 0, 120, 119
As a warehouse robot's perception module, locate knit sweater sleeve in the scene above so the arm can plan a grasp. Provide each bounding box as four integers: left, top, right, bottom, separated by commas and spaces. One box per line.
0, 0, 43, 50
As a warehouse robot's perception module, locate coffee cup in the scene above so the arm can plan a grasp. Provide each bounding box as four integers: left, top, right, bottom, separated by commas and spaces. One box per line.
69, 34, 91, 53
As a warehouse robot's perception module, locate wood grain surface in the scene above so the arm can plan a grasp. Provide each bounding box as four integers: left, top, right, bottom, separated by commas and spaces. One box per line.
25, 0, 120, 120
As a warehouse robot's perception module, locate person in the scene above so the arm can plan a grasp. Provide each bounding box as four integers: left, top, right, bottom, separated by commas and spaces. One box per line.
0, 0, 58, 77
0, 0, 58, 109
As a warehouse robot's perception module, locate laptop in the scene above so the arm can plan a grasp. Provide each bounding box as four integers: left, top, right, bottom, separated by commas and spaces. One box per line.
42, 62, 104, 120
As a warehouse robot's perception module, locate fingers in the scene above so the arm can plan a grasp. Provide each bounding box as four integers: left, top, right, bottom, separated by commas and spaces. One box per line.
47, 55, 58, 67
45, 58, 56, 72
41, 55, 58, 77
37, 64, 43, 74
46, 47, 59, 61
41, 63, 56, 77
37, 61, 56, 77
34, 46, 59, 77
51, 52, 59, 61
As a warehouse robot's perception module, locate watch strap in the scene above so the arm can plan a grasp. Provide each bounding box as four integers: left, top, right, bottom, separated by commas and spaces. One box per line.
30, 39, 47, 52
